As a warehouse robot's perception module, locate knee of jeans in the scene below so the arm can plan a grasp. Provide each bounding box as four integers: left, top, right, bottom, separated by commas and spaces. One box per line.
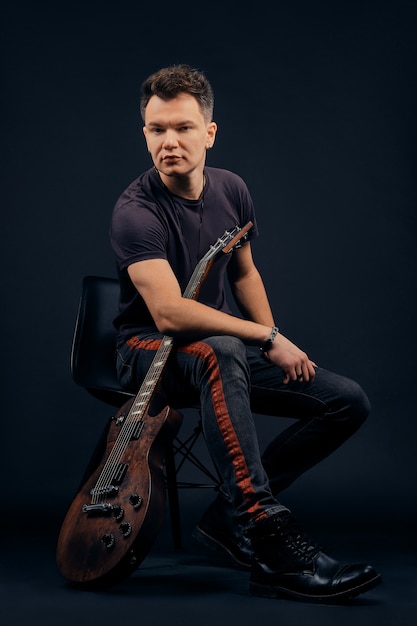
340, 379, 371, 427
204, 335, 247, 360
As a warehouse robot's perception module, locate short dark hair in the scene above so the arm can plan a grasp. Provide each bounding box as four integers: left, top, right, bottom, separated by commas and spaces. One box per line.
140, 64, 214, 122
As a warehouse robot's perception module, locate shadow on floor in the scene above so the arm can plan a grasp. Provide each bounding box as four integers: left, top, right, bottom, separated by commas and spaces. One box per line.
1, 509, 416, 626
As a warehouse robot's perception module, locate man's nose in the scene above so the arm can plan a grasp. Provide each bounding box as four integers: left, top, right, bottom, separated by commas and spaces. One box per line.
163, 130, 178, 148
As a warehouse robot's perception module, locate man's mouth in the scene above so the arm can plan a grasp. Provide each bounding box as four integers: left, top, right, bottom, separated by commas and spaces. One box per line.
163, 155, 181, 162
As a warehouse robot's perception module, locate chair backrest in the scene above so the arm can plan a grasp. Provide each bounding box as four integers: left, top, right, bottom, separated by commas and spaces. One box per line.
70, 275, 133, 407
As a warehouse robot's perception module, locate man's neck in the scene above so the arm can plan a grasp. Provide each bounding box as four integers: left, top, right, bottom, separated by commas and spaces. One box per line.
157, 169, 205, 201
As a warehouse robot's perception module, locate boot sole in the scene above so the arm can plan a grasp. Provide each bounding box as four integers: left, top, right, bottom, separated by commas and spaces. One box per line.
193, 525, 251, 570
249, 572, 383, 603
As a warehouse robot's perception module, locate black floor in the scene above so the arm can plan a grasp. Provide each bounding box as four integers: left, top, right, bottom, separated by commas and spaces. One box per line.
2, 504, 416, 626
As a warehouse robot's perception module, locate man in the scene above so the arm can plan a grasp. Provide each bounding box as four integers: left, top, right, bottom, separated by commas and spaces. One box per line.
110, 63, 381, 602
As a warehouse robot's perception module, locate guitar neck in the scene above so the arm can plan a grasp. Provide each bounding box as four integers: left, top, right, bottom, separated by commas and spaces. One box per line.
126, 336, 174, 423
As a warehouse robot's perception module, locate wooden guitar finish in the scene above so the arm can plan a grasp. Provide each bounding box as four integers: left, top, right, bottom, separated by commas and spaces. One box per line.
56, 222, 253, 587
56, 393, 182, 586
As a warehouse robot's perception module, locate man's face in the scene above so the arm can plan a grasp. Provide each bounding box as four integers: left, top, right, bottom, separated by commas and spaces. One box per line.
143, 93, 216, 179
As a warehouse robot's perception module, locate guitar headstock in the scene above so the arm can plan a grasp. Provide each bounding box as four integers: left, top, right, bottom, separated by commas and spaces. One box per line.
183, 221, 254, 300
221, 221, 253, 254
204, 221, 253, 261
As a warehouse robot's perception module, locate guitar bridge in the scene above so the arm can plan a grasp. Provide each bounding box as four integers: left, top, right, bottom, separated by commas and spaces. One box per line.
82, 503, 124, 520
90, 485, 119, 498
82, 502, 112, 514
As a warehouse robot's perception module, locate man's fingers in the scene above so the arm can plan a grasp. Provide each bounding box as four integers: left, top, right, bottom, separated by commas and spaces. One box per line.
290, 360, 316, 383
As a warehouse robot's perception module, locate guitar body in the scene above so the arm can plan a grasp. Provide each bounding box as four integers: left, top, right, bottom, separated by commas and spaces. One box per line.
56, 396, 182, 587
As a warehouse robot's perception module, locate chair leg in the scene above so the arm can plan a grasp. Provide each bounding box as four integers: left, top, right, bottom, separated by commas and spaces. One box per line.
165, 444, 182, 550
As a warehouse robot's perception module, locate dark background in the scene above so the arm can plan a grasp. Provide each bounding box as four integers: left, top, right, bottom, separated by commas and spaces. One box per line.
1, 0, 416, 547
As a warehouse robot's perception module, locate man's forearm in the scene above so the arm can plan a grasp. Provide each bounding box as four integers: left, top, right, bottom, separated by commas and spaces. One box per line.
230, 269, 276, 327
156, 296, 272, 346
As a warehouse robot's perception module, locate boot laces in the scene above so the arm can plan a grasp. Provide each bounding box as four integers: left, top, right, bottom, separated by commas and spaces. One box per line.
276, 513, 321, 560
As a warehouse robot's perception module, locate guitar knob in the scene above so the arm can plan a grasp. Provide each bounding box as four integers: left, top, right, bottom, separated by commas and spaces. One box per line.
101, 533, 115, 549
112, 505, 124, 521
119, 522, 132, 537
129, 493, 143, 509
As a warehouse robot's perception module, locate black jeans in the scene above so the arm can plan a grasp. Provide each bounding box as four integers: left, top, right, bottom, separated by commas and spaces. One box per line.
117, 334, 370, 530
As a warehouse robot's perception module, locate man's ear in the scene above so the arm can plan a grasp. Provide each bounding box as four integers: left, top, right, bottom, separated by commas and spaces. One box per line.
206, 121, 217, 149
143, 126, 151, 152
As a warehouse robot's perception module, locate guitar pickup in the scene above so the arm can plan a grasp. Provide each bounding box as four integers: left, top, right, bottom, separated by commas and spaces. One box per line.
112, 463, 128, 485
131, 420, 145, 440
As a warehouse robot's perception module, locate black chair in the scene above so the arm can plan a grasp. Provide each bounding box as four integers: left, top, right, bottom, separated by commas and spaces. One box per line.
70, 275, 221, 549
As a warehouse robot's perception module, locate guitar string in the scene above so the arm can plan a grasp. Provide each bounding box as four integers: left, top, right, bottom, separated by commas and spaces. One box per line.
91, 258, 209, 504
91, 229, 241, 502
92, 339, 173, 503
91, 231, 240, 503
89, 225, 248, 503
93, 255, 206, 501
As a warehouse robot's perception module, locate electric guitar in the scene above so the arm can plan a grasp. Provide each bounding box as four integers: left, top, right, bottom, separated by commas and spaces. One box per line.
56, 221, 253, 587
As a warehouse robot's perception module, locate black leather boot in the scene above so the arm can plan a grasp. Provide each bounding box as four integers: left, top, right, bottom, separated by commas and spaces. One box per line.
193, 494, 252, 569
247, 511, 382, 603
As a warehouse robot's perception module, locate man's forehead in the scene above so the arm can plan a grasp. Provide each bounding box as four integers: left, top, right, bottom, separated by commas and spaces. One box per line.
145, 93, 203, 122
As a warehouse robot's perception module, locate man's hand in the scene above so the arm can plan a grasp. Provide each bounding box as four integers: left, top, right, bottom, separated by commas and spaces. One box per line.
265, 333, 317, 384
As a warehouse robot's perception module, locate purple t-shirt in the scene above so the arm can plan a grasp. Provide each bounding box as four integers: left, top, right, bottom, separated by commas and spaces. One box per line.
110, 166, 258, 345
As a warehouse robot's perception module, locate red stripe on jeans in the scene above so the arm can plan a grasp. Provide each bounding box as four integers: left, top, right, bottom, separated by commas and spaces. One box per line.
178, 341, 267, 520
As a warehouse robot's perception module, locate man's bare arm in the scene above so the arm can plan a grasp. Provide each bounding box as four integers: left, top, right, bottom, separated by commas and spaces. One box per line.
127, 257, 271, 344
